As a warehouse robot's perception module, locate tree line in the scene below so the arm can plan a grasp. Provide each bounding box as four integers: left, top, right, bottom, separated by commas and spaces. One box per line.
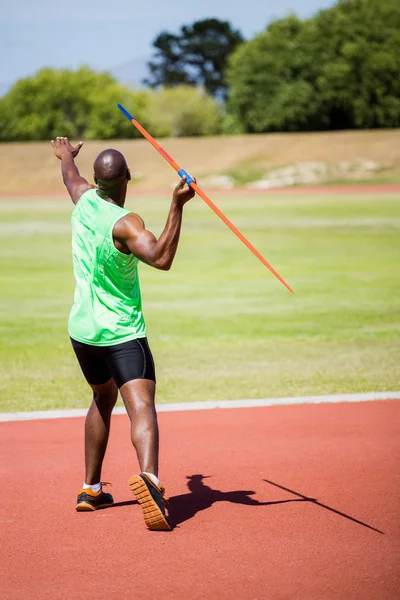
0, 0, 399, 141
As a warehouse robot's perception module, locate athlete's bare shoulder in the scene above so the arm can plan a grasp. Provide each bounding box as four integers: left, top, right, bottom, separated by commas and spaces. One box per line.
76, 184, 97, 201
113, 212, 147, 251
113, 212, 145, 237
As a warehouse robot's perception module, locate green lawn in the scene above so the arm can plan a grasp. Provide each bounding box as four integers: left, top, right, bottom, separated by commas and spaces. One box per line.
0, 191, 399, 412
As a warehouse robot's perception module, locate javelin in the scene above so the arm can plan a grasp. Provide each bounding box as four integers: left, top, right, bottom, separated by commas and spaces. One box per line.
117, 104, 294, 294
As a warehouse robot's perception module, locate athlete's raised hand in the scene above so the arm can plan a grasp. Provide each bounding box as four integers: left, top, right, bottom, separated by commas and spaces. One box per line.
172, 175, 196, 206
51, 136, 90, 204
51, 137, 83, 160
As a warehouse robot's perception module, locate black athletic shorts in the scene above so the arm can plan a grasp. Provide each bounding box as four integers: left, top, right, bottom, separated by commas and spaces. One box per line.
71, 336, 156, 388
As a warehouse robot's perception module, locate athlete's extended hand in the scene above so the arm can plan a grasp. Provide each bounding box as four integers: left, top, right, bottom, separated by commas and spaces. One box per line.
51, 137, 83, 160
172, 176, 196, 206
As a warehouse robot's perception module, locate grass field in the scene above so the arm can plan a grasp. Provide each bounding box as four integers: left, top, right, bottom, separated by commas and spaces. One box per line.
0, 190, 399, 412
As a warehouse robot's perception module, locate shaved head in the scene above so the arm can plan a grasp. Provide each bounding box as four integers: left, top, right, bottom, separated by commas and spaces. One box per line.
94, 149, 129, 182
93, 149, 131, 206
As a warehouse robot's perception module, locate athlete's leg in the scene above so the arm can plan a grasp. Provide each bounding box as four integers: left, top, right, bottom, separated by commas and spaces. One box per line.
121, 380, 171, 531
71, 338, 118, 485
119, 379, 159, 476
106, 338, 169, 530
105, 338, 158, 476
84, 378, 118, 484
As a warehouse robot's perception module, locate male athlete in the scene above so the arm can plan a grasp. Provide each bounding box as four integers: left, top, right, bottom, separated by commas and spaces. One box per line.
51, 136, 195, 531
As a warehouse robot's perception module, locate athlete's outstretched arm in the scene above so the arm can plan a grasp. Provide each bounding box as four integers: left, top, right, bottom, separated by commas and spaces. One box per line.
113, 177, 195, 271
51, 137, 92, 204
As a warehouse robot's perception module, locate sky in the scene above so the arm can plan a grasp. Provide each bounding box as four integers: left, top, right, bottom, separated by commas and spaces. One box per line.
0, 0, 336, 90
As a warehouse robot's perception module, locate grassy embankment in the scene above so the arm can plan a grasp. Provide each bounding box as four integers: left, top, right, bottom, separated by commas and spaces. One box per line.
0, 129, 400, 195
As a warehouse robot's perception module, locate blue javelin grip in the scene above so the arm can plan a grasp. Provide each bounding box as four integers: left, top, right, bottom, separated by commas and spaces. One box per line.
177, 168, 195, 185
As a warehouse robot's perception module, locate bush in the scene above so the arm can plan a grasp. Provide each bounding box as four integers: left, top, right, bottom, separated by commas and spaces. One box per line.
146, 86, 221, 137
0, 67, 150, 141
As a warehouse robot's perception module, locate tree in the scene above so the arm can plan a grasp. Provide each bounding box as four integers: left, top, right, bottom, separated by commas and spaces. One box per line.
226, 0, 400, 132
145, 19, 243, 98
313, 0, 400, 129
0, 67, 150, 141
226, 16, 323, 133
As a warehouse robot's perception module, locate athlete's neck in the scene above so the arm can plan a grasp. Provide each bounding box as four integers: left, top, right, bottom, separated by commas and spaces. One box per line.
96, 186, 126, 208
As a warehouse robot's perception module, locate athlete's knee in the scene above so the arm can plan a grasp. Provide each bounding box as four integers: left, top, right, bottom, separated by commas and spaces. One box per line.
94, 391, 118, 407
120, 381, 156, 420
91, 379, 118, 405
126, 394, 156, 415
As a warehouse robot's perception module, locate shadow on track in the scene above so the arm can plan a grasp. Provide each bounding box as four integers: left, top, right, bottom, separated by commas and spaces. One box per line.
112, 499, 138, 508
263, 478, 384, 535
110, 475, 383, 534
168, 474, 306, 527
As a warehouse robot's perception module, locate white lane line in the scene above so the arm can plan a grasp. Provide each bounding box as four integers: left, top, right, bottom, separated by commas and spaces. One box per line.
1, 391, 399, 423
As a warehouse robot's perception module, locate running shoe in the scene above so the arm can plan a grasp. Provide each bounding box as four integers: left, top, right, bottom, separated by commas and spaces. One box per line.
129, 473, 171, 531
75, 483, 114, 511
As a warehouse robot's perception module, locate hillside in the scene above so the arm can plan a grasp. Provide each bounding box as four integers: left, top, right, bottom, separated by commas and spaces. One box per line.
1, 129, 400, 194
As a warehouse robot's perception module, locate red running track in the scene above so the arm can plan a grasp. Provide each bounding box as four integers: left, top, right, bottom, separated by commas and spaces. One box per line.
1, 400, 400, 600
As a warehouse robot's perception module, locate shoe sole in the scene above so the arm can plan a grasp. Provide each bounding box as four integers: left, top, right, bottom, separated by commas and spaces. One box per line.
129, 475, 172, 531
75, 501, 114, 511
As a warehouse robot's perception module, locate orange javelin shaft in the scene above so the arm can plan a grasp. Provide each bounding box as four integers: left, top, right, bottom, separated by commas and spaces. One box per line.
117, 104, 294, 294
190, 182, 294, 294
129, 117, 181, 172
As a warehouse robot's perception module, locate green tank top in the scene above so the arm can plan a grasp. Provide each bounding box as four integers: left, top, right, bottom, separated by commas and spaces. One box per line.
69, 188, 146, 346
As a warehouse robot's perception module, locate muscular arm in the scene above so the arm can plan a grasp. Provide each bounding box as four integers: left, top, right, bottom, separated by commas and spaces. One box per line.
113, 177, 195, 271
51, 137, 92, 204
60, 152, 92, 204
